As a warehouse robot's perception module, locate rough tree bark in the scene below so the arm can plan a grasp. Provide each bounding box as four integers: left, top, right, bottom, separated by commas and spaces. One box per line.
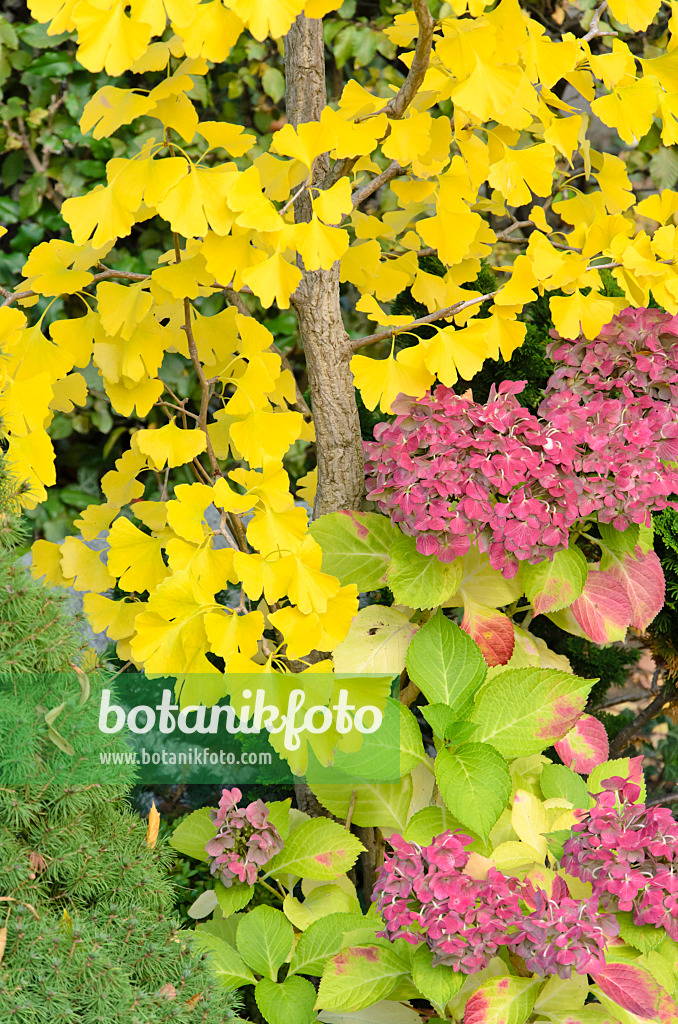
284, 14, 365, 519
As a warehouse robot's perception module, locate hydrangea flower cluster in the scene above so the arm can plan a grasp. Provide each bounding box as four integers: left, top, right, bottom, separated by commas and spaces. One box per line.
204, 787, 284, 887
364, 309, 678, 576
372, 831, 615, 977
561, 774, 678, 940
546, 307, 678, 405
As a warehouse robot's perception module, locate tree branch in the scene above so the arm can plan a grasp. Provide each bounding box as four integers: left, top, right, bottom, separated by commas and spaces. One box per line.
609, 680, 675, 758
385, 0, 435, 119
350, 161, 404, 210
322, 0, 434, 189
351, 290, 498, 350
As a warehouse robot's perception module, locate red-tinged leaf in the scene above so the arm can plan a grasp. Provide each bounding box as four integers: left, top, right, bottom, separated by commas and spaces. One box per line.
592, 963, 661, 1019
569, 569, 632, 644
464, 975, 540, 1024
603, 549, 665, 630
461, 597, 514, 667
555, 714, 609, 775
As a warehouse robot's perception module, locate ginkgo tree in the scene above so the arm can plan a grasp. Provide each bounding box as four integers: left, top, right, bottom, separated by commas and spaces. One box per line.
1, 0, 678, 699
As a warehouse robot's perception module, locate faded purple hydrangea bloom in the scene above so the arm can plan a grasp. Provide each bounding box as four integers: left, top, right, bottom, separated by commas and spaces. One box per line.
372, 830, 616, 978
364, 311, 678, 578
204, 787, 284, 887
561, 771, 678, 940
511, 876, 618, 976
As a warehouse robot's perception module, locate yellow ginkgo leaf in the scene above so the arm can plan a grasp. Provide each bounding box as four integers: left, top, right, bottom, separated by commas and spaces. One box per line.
286, 535, 341, 614
0, 373, 53, 435
74, 503, 117, 541
97, 280, 153, 341
382, 111, 434, 164
351, 346, 435, 413
229, 407, 304, 465
240, 251, 302, 309
147, 91, 198, 143
295, 216, 350, 272
636, 189, 678, 224
607, 0, 661, 31
49, 372, 87, 413
197, 121, 256, 156
590, 76, 660, 146
549, 290, 615, 340
21, 240, 94, 296
319, 106, 388, 160
246, 505, 308, 558
107, 517, 168, 593
49, 311, 103, 369
228, 462, 293, 513
62, 183, 136, 248
354, 292, 415, 327
312, 177, 353, 225
229, 0, 305, 40
269, 606, 323, 659
104, 376, 164, 418
296, 467, 317, 506
135, 419, 207, 470
166, 482, 214, 544
156, 163, 238, 237
494, 255, 539, 306
316, 584, 359, 651
204, 608, 264, 659
180, 1, 243, 62
59, 536, 115, 593
543, 114, 582, 164
101, 447, 147, 507
594, 153, 634, 214
488, 143, 555, 207
150, 254, 213, 300
83, 593, 140, 639
270, 119, 334, 169
31, 539, 70, 586
72, 0, 153, 75
419, 326, 488, 386
5, 429, 56, 508
28, 0, 78, 34
233, 551, 293, 603
80, 86, 153, 139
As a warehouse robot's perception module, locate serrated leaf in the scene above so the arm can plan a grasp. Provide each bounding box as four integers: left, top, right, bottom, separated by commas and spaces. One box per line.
309, 511, 401, 591
236, 906, 294, 980
192, 932, 256, 988
169, 807, 214, 862
333, 605, 418, 675
310, 777, 413, 831
412, 942, 463, 1012
255, 975, 317, 1024
464, 975, 541, 1024
616, 912, 666, 954
554, 714, 609, 775
289, 912, 368, 977
421, 703, 478, 742
435, 742, 511, 840
470, 668, 594, 759
406, 609, 486, 714
522, 546, 588, 615
317, 943, 408, 1013
387, 534, 462, 609
540, 763, 591, 809
215, 881, 254, 918
264, 818, 364, 881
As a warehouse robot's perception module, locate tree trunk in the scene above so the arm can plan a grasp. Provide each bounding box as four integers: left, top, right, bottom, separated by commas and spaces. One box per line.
285, 14, 364, 518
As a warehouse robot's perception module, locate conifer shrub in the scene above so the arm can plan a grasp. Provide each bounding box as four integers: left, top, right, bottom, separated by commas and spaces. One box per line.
0, 468, 241, 1023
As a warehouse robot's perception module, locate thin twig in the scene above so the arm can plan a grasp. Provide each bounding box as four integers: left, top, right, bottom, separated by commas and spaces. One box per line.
351, 290, 498, 350
610, 680, 675, 757
583, 1, 616, 41
279, 177, 311, 217
321, 0, 434, 189
345, 790, 358, 830
350, 161, 404, 210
